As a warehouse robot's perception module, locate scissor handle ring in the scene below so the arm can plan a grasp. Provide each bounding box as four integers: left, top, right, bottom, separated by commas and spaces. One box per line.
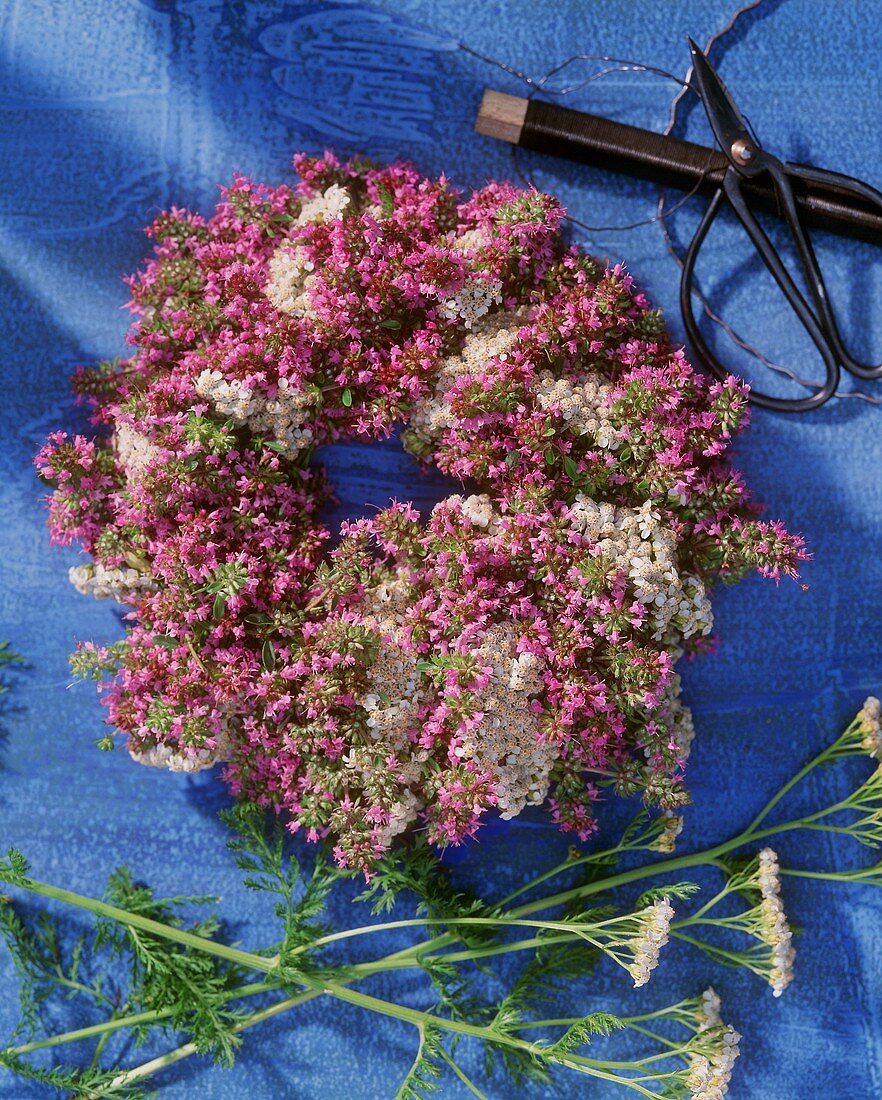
783, 160, 882, 381
679, 180, 840, 413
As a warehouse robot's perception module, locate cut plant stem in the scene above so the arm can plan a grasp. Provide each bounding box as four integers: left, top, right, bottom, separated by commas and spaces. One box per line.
104, 991, 319, 1094
8, 875, 274, 974
6, 744, 876, 1097
9, 981, 282, 1056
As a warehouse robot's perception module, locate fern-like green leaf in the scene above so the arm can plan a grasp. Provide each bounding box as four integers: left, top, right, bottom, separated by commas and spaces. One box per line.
551, 1012, 625, 1055
0, 1049, 148, 1098
395, 1022, 444, 1100
635, 881, 702, 908
0, 849, 30, 888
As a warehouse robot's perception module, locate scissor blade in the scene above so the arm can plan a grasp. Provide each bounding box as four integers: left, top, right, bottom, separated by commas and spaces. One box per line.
687, 38, 755, 160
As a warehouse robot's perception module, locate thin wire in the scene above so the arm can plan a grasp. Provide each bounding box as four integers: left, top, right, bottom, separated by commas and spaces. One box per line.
527, 60, 709, 236
458, 42, 709, 235
662, 0, 764, 134
529, 55, 690, 96
455, 43, 539, 90
525, 56, 718, 235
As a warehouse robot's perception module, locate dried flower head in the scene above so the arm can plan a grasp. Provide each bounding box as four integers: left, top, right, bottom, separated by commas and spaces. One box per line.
859, 696, 882, 759
654, 810, 685, 854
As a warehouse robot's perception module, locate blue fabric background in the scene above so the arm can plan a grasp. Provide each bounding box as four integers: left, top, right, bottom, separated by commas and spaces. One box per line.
2, 0, 882, 1096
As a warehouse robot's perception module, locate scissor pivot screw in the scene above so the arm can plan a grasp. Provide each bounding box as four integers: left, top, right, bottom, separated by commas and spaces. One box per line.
731, 139, 756, 164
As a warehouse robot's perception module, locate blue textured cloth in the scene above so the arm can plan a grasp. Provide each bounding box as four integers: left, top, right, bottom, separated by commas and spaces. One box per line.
2, 1, 882, 1096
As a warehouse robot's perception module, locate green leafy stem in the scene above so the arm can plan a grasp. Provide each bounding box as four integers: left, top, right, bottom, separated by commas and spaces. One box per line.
2, 707, 881, 1098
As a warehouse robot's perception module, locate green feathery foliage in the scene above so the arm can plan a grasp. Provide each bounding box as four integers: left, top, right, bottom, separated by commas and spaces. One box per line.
394, 1022, 445, 1100
3, 702, 882, 1096
0, 1050, 148, 1099
0, 641, 23, 681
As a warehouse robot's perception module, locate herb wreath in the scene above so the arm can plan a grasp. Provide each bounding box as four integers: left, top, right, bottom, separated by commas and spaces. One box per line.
36, 152, 806, 872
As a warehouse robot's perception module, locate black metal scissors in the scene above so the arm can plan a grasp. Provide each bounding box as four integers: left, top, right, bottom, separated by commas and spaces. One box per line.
682, 39, 882, 412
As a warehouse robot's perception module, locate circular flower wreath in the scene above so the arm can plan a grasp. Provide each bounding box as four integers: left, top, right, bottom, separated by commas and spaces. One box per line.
37, 151, 806, 872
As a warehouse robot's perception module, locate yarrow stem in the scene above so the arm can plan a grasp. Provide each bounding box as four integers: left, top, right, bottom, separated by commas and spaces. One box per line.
106, 981, 697, 1100
0, 757, 868, 1013
4, 702, 882, 1097
746, 702, 881, 834
8, 981, 282, 1056
780, 863, 882, 885
104, 991, 318, 1094
5, 874, 275, 975
256, 979, 687, 1099
508, 706, 882, 920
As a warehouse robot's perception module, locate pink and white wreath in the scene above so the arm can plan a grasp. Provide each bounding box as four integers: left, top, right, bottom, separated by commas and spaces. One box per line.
37, 151, 806, 871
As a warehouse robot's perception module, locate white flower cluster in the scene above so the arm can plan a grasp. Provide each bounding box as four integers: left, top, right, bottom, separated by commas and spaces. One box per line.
570, 495, 714, 643
688, 987, 741, 1100
354, 575, 430, 846
446, 492, 500, 531
626, 897, 673, 987
757, 847, 796, 997
406, 308, 529, 449
533, 369, 619, 450
194, 369, 313, 457
372, 789, 424, 850
69, 563, 154, 603
296, 182, 351, 226
436, 277, 503, 328
570, 495, 708, 767
361, 643, 427, 761
354, 568, 555, 823
661, 673, 697, 764
264, 244, 316, 317
859, 696, 882, 758
130, 725, 235, 775
114, 423, 160, 482
263, 185, 350, 318
359, 575, 427, 763
453, 622, 553, 820
654, 810, 684, 854
451, 227, 490, 255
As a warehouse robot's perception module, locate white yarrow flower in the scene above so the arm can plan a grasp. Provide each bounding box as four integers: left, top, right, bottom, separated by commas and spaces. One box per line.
193, 368, 313, 457
113, 423, 160, 481
295, 183, 351, 226
757, 848, 796, 997
265, 244, 315, 316
130, 724, 235, 774
69, 563, 154, 602
627, 898, 673, 987
859, 696, 882, 758
687, 987, 741, 1099
437, 278, 503, 327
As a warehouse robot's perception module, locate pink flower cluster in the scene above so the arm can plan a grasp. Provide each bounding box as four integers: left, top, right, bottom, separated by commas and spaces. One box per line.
36, 152, 806, 872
